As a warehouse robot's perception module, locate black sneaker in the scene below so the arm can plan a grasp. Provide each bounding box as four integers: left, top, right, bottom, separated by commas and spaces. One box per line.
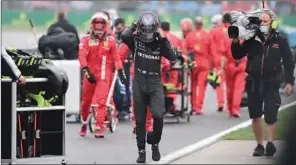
265, 142, 276, 157
152, 144, 161, 161
217, 107, 223, 112
136, 150, 146, 163
253, 144, 265, 157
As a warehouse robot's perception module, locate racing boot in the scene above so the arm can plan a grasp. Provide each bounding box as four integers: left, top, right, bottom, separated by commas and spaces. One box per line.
94, 126, 105, 138
194, 109, 204, 115
231, 112, 240, 118
136, 149, 146, 163
152, 144, 161, 161
79, 124, 87, 137
231, 107, 240, 118
217, 107, 223, 112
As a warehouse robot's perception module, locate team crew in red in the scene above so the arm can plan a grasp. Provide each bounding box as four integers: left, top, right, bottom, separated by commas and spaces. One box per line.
79, 12, 127, 138
184, 17, 211, 115
209, 14, 227, 111
118, 43, 153, 133
225, 36, 247, 117
180, 18, 193, 40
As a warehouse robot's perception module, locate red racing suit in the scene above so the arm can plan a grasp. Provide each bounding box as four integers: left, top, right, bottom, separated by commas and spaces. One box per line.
225, 39, 247, 116
118, 43, 152, 131
184, 29, 211, 113
209, 24, 228, 109
79, 33, 122, 130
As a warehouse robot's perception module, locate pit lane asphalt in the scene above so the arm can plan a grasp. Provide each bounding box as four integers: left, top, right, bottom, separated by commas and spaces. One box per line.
2, 31, 296, 164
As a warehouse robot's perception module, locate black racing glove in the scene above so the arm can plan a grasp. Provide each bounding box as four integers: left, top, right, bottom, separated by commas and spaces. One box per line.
82, 67, 96, 84
228, 25, 239, 39
118, 69, 128, 85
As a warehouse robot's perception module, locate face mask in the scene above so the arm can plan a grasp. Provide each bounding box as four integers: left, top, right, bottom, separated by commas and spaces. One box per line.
260, 25, 269, 34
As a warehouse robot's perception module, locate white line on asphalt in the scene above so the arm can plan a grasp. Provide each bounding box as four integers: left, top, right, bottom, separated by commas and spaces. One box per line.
148, 101, 296, 164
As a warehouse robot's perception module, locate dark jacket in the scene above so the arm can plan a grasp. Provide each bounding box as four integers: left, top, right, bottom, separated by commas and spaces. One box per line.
231, 32, 295, 85
39, 27, 79, 59
48, 19, 80, 43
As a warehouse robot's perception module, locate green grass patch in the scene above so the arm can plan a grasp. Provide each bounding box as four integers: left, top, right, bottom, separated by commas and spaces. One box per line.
221, 105, 296, 140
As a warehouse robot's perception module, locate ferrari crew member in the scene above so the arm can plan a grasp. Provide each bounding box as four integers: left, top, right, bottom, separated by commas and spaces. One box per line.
209, 14, 227, 111
79, 12, 127, 138
184, 16, 211, 115
225, 38, 247, 117
180, 18, 193, 40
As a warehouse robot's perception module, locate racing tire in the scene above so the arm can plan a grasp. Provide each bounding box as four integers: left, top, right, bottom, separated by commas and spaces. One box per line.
88, 114, 96, 133
108, 111, 116, 133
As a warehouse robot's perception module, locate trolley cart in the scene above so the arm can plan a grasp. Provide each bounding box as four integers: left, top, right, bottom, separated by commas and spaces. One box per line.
87, 70, 118, 133
163, 62, 192, 123
1, 78, 67, 164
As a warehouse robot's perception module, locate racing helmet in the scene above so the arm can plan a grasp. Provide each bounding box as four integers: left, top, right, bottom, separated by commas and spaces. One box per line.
136, 11, 160, 43
211, 14, 223, 27
90, 12, 108, 36
34, 59, 69, 96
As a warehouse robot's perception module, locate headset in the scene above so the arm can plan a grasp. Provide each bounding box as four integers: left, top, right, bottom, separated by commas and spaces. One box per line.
262, 1, 279, 30
270, 16, 279, 30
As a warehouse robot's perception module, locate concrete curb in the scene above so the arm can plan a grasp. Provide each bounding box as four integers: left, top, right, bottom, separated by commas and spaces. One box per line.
148, 101, 296, 164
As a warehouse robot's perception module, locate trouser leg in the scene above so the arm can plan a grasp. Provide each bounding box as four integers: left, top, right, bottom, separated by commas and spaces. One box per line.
191, 68, 198, 110
133, 79, 148, 150
226, 72, 234, 113
232, 71, 246, 114
147, 85, 165, 145
80, 77, 95, 122
196, 68, 209, 111
214, 66, 225, 108
93, 80, 110, 129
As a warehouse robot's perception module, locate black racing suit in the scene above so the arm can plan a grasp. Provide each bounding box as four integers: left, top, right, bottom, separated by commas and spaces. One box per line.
121, 27, 177, 150
231, 32, 295, 124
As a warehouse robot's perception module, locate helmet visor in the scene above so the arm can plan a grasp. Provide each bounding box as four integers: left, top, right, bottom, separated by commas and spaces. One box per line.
137, 31, 155, 43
